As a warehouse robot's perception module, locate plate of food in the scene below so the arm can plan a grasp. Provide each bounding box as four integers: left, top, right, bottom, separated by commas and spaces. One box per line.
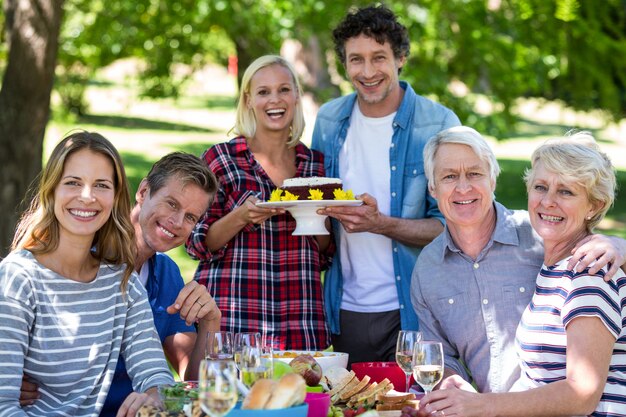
256, 177, 362, 235
273, 350, 349, 373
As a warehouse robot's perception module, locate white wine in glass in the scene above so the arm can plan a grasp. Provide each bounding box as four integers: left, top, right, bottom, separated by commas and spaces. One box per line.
198, 360, 238, 417
395, 330, 422, 392
239, 345, 273, 388
412, 341, 444, 394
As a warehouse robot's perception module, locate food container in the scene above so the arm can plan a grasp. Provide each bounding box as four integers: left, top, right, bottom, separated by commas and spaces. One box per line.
273, 350, 349, 373
350, 362, 408, 392
136, 401, 308, 417
158, 381, 198, 413
304, 392, 330, 417
226, 402, 308, 416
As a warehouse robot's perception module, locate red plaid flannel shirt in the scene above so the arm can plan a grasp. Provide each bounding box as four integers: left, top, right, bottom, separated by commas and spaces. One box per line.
186, 137, 333, 350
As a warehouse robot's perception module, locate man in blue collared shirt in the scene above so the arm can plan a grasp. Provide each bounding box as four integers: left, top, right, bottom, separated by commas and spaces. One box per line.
312, 5, 460, 364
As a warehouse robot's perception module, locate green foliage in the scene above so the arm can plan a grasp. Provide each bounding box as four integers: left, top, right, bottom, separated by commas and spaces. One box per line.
37, 0, 626, 135
58, 0, 236, 98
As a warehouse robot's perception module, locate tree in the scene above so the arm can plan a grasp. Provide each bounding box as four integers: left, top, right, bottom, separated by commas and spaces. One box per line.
1, 0, 625, 252
0, 0, 64, 256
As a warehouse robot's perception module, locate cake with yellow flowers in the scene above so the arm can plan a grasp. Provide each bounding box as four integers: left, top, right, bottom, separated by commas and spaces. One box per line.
280, 177, 343, 200
267, 177, 356, 202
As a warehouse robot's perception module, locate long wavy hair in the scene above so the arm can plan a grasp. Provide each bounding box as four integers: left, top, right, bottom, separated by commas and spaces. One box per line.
12, 131, 136, 293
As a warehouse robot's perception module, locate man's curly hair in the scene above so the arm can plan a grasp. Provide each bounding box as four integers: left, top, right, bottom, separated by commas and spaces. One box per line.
333, 4, 410, 66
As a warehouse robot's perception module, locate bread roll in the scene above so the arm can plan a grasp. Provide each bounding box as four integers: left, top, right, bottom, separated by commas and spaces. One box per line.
264, 373, 306, 409
241, 379, 276, 409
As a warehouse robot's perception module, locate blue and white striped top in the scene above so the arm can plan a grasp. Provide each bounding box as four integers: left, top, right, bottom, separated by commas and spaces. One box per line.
0, 249, 174, 416
514, 257, 626, 416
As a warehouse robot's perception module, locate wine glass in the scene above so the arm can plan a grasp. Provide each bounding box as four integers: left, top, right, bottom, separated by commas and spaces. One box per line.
239, 344, 273, 388
395, 330, 422, 392
234, 332, 261, 370
198, 359, 238, 417
412, 341, 444, 394
206, 331, 234, 360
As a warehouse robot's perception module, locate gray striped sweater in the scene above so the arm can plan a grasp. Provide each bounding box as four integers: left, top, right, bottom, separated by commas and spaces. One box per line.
0, 249, 174, 416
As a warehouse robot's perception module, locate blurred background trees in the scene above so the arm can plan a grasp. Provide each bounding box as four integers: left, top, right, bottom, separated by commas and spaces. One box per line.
1, 0, 625, 255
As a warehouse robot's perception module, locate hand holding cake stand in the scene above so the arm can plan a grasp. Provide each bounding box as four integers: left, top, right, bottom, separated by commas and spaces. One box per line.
256, 200, 362, 235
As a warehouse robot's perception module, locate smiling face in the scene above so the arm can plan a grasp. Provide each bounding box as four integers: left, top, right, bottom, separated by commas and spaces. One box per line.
430, 143, 496, 233
344, 34, 405, 117
246, 63, 298, 136
136, 175, 211, 254
527, 161, 599, 255
54, 149, 115, 243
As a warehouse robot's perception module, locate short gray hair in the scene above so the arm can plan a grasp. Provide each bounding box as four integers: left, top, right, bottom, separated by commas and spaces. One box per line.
423, 126, 500, 190
524, 131, 615, 232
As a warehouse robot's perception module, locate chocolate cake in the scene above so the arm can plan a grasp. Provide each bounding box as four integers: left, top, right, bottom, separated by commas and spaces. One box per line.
280, 177, 343, 200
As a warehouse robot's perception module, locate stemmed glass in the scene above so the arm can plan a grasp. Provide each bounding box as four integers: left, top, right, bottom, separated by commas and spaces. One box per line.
206, 331, 234, 360
234, 332, 261, 371
395, 330, 422, 392
239, 343, 273, 388
412, 341, 444, 394
198, 359, 238, 417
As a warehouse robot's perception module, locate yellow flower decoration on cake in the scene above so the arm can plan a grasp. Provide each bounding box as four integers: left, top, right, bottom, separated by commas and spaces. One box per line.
280, 191, 299, 201
268, 189, 284, 202
308, 189, 324, 200
333, 188, 356, 200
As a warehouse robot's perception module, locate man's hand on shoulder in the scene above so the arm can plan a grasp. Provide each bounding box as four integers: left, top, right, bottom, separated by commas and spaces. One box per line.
568, 234, 626, 281
19, 376, 39, 406
318, 193, 386, 234
167, 281, 221, 329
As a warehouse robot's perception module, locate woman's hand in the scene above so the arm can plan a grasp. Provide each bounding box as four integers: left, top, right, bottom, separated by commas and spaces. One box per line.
238, 195, 284, 225
116, 387, 162, 417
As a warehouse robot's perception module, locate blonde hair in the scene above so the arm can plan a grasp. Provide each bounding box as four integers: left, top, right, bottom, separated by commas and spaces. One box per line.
423, 126, 500, 190
524, 131, 616, 232
12, 131, 136, 293
231, 55, 305, 147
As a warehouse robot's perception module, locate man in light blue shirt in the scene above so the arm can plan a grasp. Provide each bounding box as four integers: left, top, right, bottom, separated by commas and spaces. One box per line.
312, 5, 460, 364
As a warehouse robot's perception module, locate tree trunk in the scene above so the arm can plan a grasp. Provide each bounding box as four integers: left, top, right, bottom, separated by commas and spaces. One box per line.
0, 0, 64, 256
281, 36, 341, 104
233, 38, 258, 92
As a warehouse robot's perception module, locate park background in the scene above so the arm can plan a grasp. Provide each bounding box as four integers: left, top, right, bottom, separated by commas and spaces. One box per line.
1, 0, 625, 279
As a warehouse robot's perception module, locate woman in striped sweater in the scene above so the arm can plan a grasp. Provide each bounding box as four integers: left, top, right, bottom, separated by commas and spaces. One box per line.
0, 131, 173, 416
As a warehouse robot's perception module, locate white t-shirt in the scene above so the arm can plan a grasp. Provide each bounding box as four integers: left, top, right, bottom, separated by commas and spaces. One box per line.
338, 104, 399, 312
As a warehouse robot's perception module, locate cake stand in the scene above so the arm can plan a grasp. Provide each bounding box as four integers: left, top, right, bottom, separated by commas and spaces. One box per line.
256, 200, 362, 235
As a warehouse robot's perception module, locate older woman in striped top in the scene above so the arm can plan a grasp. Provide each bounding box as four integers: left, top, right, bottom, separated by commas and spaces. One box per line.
419, 132, 625, 417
